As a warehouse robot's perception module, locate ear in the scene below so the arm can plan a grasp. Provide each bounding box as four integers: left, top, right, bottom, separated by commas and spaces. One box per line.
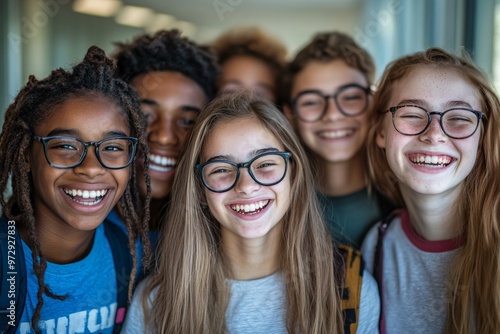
26, 149, 32, 173
375, 125, 387, 149
283, 104, 296, 128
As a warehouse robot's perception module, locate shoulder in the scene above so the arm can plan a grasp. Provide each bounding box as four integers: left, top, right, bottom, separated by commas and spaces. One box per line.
358, 270, 381, 334
360, 222, 380, 274
361, 210, 403, 274
122, 277, 157, 333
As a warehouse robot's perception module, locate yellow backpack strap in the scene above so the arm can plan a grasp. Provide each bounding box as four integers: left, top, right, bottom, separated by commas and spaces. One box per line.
337, 244, 363, 334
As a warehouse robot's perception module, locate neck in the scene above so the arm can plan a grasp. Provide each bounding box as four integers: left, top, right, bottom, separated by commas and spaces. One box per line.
149, 197, 169, 230
400, 185, 461, 241
316, 153, 366, 196
21, 221, 95, 264
223, 223, 282, 280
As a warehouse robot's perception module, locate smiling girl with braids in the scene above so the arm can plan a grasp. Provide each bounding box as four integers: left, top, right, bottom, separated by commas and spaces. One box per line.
0, 46, 151, 333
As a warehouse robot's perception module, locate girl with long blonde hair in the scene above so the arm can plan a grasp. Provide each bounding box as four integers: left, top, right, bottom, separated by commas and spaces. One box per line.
362, 47, 500, 333
122, 92, 380, 333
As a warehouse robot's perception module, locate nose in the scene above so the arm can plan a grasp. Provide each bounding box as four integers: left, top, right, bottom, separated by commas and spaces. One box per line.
419, 115, 447, 143
322, 96, 344, 121
73, 147, 106, 178
148, 115, 179, 146
233, 168, 260, 194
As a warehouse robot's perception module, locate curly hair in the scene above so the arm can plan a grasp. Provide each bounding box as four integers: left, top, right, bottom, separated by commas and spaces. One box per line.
285, 31, 375, 102
113, 29, 220, 100
0, 46, 151, 332
211, 26, 288, 103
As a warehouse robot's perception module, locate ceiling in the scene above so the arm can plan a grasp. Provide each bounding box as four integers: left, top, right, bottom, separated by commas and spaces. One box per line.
123, 0, 361, 27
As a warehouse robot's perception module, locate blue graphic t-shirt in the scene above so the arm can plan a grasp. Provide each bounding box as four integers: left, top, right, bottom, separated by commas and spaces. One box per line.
18, 224, 117, 334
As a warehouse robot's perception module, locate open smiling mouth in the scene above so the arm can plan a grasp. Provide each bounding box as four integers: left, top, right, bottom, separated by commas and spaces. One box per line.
318, 129, 355, 139
63, 189, 108, 206
230, 200, 270, 215
149, 154, 177, 172
409, 154, 452, 168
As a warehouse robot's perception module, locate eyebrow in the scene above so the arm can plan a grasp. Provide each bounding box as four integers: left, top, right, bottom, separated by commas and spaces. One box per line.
222, 80, 274, 92
205, 147, 280, 163
140, 98, 158, 106
46, 128, 128, 137
397, 99, 474, 109
141, 98, 202, 113
295, 83, 367, 97
181, 106, 202, 113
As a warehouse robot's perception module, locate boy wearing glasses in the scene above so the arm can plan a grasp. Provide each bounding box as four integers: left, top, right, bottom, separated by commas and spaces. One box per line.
284, 31, 393, 248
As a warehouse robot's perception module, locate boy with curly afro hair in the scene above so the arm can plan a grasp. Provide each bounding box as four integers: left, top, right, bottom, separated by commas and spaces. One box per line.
113, 29, 220, 231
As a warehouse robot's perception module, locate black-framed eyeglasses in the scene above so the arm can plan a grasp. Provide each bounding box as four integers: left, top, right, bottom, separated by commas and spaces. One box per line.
291, 83, 371, 122
195, 152, 292, 193
33, 135, 138, 169
385, 105, 486, 139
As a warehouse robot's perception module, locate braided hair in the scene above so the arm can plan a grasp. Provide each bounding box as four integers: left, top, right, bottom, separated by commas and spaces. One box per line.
113, 29, 220, 100
0, 45, 151, 332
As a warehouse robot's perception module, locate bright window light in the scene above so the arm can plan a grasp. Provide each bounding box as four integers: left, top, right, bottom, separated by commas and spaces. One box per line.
115, 5, 154, 27
73, 0, 122, 17
146, 14, 176, 33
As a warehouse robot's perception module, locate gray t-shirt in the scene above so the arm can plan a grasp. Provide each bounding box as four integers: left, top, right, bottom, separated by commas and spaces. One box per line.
122, 271, 380, 333
361, 209, 461, 334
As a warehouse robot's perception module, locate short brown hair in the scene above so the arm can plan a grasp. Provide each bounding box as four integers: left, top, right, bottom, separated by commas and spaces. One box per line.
285, 31, 375, 102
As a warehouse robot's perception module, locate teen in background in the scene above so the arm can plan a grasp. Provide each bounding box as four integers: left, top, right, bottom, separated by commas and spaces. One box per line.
211, 26, 287, 106
284, 32, 393, 248
113, 29, 220, 232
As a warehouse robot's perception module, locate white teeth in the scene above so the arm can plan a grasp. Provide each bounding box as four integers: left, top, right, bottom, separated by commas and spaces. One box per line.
150, 154, 177, 167
410, 155, 452, 167
149, 164, 174, 172
64, 188, 108, 199
231, 200, 270, 214
319, 129, 354, 139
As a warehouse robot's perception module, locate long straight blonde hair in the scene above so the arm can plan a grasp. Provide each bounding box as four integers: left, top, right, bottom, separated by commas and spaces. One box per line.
367, 48, 500, 333
141, 92, 343, 333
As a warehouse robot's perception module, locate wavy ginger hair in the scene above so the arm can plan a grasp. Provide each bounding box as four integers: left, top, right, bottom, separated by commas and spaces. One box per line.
366, 47, 500, 333
141, 92, 343, 333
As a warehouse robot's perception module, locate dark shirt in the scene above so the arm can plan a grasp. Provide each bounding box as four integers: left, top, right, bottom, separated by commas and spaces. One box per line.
318, 187, 387, 248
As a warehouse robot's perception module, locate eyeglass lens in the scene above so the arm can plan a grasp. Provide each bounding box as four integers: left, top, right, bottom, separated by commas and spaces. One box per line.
200, 153, 288, 192
295, 85, 368, 121
45, 137, 135, 168
392, 106, 480, 138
